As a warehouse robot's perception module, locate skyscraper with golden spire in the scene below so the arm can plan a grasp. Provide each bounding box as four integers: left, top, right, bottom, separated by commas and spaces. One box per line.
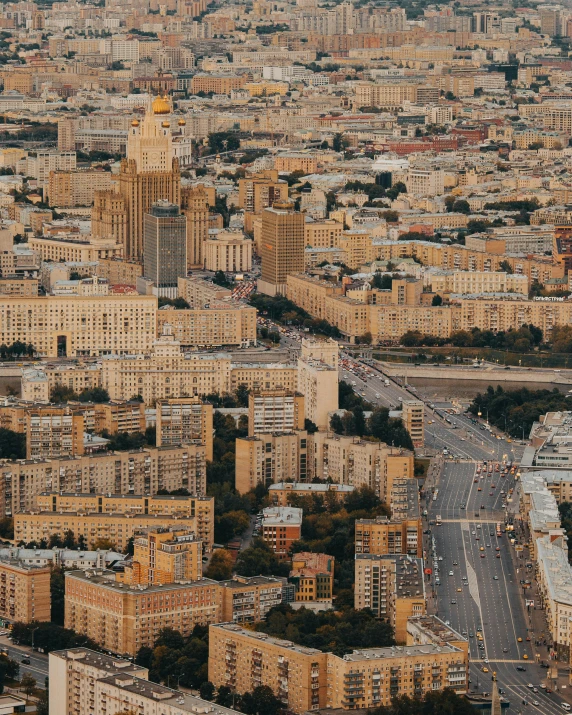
92, 95, 181, 261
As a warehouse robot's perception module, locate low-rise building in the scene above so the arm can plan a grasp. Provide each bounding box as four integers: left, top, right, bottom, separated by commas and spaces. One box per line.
261, 506, 303, 559
290, 552, 334, 603
269, 481, 354, 506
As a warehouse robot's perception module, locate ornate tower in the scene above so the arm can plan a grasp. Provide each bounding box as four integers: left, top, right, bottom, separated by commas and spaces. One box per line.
92, 96, 182, 261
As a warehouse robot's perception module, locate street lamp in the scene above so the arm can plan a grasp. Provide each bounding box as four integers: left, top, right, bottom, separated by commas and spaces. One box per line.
31, 627, 39, 651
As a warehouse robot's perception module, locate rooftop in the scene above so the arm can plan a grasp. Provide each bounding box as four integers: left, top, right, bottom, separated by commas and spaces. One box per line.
340, 643, 462, 662
65, 569, 220, 594
211, 623, 323, 656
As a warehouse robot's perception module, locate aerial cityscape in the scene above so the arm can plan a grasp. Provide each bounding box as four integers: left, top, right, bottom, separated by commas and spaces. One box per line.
2, 0, 572, 713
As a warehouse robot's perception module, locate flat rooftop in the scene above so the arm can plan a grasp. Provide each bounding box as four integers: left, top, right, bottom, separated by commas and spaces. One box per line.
51, 647, 147, 675
341, 643, 462, 662
211, 623, 323, 656
65, 569, 219, 594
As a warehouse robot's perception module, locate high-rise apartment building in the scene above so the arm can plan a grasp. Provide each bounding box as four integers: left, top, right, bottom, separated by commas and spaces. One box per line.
235, 430, 310, 493
156, 397, 214, 461
0, 558, 51, 624
401, 400, 424, 448
25, 405, 85, 459
248, 390, 305, 436
258, 201, 305, 297
354, 554, 426, 640
220, 575, 283, 623
143, 200, 187, 298
182, 185, 210, 268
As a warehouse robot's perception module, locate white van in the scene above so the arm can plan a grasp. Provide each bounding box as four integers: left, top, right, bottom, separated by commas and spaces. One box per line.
561, 704, 570, 711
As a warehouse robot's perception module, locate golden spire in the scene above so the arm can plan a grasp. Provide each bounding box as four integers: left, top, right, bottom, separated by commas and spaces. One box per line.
152, 94, 171, 115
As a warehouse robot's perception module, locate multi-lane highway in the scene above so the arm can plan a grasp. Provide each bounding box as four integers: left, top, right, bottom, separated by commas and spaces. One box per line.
0, 638, 48, 688
429, 462, 567, 714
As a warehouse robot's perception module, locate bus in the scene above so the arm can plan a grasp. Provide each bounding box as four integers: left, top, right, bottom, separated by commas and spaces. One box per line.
496, 522, 502, 537
436, 515, 442, 526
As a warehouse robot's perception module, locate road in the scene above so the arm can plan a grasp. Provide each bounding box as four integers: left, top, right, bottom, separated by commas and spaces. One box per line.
0, 638, 48, 688
429, 462, 567, 715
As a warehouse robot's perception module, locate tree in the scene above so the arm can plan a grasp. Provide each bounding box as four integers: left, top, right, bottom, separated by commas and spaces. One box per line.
92, 537, 116, 550
240, 685, 282, 715
235, 384, 250, 407
20, 672, 36, 699
51, 565, 66, 625
216, 685, 234, 707
0, 428, 25, 459
359, 331, 373, 345
78, 387, 110, 403
36, 688, 49, 715
199, 681, 215, 701
205, 549, 234, 580
452, 199, 470, 214
499, 259, 513, 273
431, 294, 443, 306
235, 538, 289, 577
215, 510, 250, 543
304, 418, 318, 434
401, 330, 423, 347
50, 384, 78, 403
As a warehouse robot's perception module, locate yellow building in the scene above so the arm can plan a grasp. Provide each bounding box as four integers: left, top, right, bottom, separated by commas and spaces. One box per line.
304, 219, 344, 249
156, 397, 214, 461
401, 399, 424, 448
290, 552, 334, 602
355, 515, 422, 558
0, 558, 51, 624
286, 274, 344, 321
208, 623, 329, 712
326, 643, 466, 709
182, 185, 210, 269
235, 430, 311, 494
25, 405, 85, 459
243, 81, 289, 96
220, 575, 283, 623
65, 570, 222, 655
204, 232, 253, 273
47, 169, 115, 208
0, 446, 208, 518
259, 201, 305, 297
354, 554, 425, 642
297, 355, 338, 431
312, 432, 414, 501
274, 154, 318, 174
0, 294, 157, 357
191, 74, 247, 94
124, 526, 203, 585
156, 304, 257, 348
28, 234, 123, 264
248, 390, 305, 436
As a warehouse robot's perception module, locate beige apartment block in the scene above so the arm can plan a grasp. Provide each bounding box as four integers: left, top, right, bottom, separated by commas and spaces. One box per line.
354, 554, 425, 641
16, 511, 209, 553
182, 185, 210, 269
401, 399, 424, 448
95, 258, 143, 286
47, 169, 115, 208
220, 575, 283, 623
124, 527, 203, 585
326, 643, 467, 709
0, 558, 51, 624
355, 516, 422, 558
235, 430, 311, 494
304, 219, 344, 248
427, 270, 529, 295
355, 82, 418, 108
248, 390, 305, 436
230, 362, 298, 393
238, 170, 287, 214
259, 201, 305, 297
177, 276, 232, 307
21, 365, 101, 402
312, 432, 414, 501
287, 274, 344, 320
0, 277, 38, 296
370, 304, 459, 343
28, 235, 123, 264
205, 232, 253, 273
269, 481, 355, 506
191, 74, 246, 94
49, 649, 149, 715
156, 397, 213, 461
156, 304, 257, 348
208, 623, 328, 712
33, 492, 214, 548
0, 294, 157, 358
297, 356, 338, 430
24, 405, 85, 460
0, 445, 208, 518
65, 570, 222, 655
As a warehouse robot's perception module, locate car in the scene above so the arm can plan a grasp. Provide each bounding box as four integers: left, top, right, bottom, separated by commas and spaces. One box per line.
478, 487, 482, 491
450, 599, 457, 604
484, 659, 489, 664
503, 648, 508, 653
533, 702, 540, 707
457, 588, 462, 592
21, 658, 30, 664
526, 637, 531, 641
486, 543, 491, 547
461, 504, 466, 509
474, 478, 479, 483
528, 684, 534, 689
516, 666, 526, 671
517, 637, 523, 642
540, 685, 546, 690
533, 688, 538, 693
523, 654, 529, 660
496, 553, 501, 558
481, 553, 485, 558
482, 667, 489, 673
453, 562, 458, 566
472, 531, 476, 535
481, 504, 485, 509
489, 492, 493, 496
449, 570, 454, 576
480, 546, 485, 551
493, 576, 499, 580
496, 546, 501, 551
439, 557, 444, 561
469, 632, 474, 638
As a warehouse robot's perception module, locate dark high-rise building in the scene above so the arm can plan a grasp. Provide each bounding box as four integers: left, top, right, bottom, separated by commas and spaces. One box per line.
143, 201, 187, 298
